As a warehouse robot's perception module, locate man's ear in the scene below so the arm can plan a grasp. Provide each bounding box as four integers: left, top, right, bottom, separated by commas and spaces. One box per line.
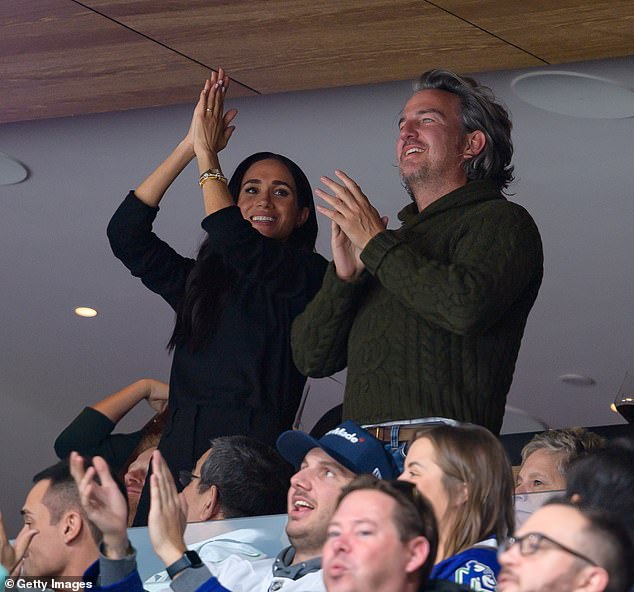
200, 485, 221, 521
61, 511, 83, 544
462, 130, 486, 159
404, 536, 430, 574
574, 565, 609, 592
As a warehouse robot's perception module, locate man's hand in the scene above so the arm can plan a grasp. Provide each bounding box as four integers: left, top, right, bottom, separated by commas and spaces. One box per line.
316, 170, 387, 280
148, 450, 188, 569
0, 511, 37, 575
69, 452, 130, 559
329, 220, 364, 281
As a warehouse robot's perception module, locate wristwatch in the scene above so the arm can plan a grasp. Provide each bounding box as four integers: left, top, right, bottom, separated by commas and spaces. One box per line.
166, 550, 203, 579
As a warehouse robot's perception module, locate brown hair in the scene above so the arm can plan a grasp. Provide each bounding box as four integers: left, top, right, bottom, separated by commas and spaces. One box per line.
338, 475, 438, 583
410, 424, 514, 559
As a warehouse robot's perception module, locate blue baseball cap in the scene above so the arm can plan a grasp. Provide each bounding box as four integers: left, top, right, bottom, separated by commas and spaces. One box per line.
276, 420, 398, 480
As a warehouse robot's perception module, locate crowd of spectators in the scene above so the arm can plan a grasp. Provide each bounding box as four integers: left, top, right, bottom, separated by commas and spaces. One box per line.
1, 422, 632, 592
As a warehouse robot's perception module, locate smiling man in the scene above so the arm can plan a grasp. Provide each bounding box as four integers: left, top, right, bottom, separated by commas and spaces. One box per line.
292, 69, 543, 454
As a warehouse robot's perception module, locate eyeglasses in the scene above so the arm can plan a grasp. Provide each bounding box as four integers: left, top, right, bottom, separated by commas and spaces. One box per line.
499, 532, 597, 566
179, 470, 201, 488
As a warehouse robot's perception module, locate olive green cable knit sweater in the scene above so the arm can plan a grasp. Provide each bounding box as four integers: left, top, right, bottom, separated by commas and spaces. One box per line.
291, 180, 543, 434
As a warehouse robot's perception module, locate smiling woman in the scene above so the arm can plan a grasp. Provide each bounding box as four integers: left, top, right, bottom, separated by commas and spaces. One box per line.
106, 68, 327, 525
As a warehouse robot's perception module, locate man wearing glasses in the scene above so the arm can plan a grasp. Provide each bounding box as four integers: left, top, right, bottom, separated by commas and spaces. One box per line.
144, 435, 292, 589
497, 500, 632, 592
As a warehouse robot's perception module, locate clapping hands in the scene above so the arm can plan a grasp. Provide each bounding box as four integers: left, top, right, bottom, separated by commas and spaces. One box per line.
185, 68, 238, 159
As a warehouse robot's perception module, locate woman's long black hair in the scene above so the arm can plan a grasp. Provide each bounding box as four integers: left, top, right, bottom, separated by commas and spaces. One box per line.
168, 152, 318, 352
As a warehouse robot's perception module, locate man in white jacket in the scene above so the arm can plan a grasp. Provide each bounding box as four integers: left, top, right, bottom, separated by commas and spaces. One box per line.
70, 421, 397, 592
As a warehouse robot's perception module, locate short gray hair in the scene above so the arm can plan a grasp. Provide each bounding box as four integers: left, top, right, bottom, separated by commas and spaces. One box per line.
520, 428, 605, 474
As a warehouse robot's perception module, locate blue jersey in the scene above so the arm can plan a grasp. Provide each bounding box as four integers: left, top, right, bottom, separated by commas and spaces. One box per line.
430, 536, 499, 592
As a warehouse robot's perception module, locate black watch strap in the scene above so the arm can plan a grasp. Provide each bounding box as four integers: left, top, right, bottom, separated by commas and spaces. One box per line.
166, 550, 203, 579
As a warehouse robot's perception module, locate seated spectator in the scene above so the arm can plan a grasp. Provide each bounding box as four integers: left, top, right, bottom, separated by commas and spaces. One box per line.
144, 435, 292, 588
323, 475, 437, 592
76, 420, 397, 592
497, 499, 633, 592
400, 424, 514, 591
0, 459, 101, 577
565, 438, 634, 543
54, 378, 169, 524
515, 427, 604, 494
180, 435, 291, 522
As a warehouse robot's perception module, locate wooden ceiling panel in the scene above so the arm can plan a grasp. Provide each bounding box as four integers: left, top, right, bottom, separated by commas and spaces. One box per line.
433, 0, 634, 64
81, 0, 542, 93
2, 0, 632, 123
0, 0, 256, 124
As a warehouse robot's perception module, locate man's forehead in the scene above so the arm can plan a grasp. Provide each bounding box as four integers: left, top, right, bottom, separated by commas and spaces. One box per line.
401, 89, 460, 116
22, 479, 51, 513
302, 447, 350, 472
341, 489, 393, 514
518, 504, 586, 540
195, 448, 212, 472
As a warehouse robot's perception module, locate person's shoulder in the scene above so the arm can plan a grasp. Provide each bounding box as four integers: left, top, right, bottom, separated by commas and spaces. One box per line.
432, 540, 499, 591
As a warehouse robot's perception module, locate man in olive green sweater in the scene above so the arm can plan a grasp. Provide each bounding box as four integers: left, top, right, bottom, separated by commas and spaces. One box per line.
292, 69, 543, 448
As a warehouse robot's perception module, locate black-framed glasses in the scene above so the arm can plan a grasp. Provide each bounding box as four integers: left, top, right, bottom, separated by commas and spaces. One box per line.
179, 470, 201, 488
499, 532, 597, 566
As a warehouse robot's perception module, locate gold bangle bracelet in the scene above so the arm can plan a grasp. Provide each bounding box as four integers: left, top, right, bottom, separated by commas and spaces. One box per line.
199, 169, 228, 187
199, 174, 228, 188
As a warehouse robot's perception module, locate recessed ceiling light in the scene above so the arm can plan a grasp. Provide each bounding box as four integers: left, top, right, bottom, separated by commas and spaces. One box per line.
610, 403, 618, 413
558, 373, 596, 386
511, 71, 634, 119
74, 307, 98, 318
0, 152, 29, 185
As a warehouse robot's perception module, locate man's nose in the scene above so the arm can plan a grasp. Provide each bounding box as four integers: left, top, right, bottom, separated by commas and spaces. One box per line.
290, 466, 313, 490
399, 119, 416, 140
332, 533, 349, 553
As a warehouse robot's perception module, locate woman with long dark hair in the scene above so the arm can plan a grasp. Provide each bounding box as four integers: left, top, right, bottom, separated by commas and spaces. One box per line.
107, 69, 327, 524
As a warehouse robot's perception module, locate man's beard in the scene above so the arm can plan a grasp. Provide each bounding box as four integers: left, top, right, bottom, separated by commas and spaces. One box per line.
400, 165, 431, 202
286, 522, 329, 558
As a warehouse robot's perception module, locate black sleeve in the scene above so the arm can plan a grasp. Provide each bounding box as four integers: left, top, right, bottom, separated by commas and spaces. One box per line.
107, 192, 195, 310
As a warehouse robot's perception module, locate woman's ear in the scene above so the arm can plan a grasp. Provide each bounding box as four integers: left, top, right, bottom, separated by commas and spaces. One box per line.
453, 481, 469, 507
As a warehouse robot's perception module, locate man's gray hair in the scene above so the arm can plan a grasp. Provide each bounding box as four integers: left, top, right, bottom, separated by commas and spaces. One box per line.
414, 69, 514, 193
